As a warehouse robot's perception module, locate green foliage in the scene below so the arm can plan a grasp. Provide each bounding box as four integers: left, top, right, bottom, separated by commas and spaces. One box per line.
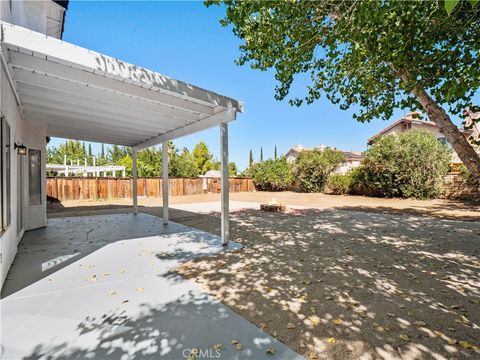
48, 139, 235, 178
229, 162, 238, 176
170, 147, 200, 177
46, 140, 87, 164
212, 1, 480, 121
193, 141, 214, 174
294, 148, 345, 192
252, 158, 294, 191
260, 147, 264, 162
356, 130, 451, 199
274, 145, 278, 160
326, 173, 352, 195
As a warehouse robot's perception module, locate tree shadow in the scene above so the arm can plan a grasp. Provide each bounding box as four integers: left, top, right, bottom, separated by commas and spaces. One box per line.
177, 207, 480, 359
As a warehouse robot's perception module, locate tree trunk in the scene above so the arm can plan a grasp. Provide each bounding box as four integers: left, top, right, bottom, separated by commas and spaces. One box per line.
399, 73, 480, 179
415, 90, 480, 178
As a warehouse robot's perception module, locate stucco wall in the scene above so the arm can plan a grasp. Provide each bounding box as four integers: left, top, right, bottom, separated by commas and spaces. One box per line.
0, 54, 47, 288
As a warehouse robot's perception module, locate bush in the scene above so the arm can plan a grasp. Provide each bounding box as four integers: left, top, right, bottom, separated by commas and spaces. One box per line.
357, 130, 450, 199
252, 158, 294, 191
294, 148, 345, 192
326, 173, 352, 195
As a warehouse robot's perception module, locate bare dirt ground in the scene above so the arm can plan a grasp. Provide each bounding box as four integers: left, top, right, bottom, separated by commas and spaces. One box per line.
48, 191, 480, 221
47, 192, 480, 360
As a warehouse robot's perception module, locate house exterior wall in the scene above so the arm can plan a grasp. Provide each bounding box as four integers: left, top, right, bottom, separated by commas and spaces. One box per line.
1, 64, 23, 286
1, 49, 48, 289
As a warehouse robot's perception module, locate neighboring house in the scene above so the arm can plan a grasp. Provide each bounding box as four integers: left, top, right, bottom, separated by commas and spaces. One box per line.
367, 112, 477, 169
0, 1, 243, 287
285, 144, 364, 174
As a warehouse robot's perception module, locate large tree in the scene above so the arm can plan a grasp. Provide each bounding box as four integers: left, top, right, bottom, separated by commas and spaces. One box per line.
209, 0, 480, 177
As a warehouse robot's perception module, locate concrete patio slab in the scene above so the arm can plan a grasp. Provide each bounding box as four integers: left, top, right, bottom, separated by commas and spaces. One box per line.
1, 213, 303, 360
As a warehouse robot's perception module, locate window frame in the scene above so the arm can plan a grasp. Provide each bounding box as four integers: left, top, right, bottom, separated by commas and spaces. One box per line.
1, 115, 12, 232
28, 148, 42, 206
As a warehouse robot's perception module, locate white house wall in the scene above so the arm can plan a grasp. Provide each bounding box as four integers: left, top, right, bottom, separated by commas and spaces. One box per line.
0, 55, 46, 288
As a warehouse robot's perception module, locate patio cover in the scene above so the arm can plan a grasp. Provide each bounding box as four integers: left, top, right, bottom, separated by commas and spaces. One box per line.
0, 21, 243, 244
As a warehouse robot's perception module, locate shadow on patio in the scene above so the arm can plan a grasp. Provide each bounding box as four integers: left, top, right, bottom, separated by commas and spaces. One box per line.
1, 213, 301, 360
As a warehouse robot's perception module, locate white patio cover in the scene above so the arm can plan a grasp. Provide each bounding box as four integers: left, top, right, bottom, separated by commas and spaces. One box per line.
0, 21, 243, 148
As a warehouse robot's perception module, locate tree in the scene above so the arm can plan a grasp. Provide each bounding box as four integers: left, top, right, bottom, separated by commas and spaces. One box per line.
101, 144, 105, 159
228, 162, 238, 176
210, 0, 480, 178
252, 158, 294, 191
352, 130, 451, 199
249, 149, 254, 166
193, 141, 214, 174
170, 147, 199, 177
295, 148, 345, 192
88, 144, 92, 158
260, 147, 264, 162
274, 145, 278, 160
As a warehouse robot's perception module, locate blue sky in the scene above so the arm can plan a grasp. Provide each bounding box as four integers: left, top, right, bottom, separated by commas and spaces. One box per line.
49, 1, 464, 171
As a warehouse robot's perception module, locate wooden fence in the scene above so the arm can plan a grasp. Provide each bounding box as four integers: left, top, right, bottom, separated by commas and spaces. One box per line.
47, 177, 255, 202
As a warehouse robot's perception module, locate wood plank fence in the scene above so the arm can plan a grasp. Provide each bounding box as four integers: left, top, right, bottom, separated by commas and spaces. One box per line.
47, 177, 255, 202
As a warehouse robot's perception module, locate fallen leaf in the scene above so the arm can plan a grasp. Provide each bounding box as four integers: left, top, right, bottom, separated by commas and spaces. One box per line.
235, 343, 244, 350
450, 304, 460, 310
303, 279, 312, 285
287, 323, 296, 329
231, 339, 239, 345
136, 287, 144, 292
400, 334, 410, 342
414, 321, 426, 326
447, 338, 457, 345
469, 299, 479, 304
266, 347, 276, 355
308, 316, 320, 326
387, 313, 396, 318
326, 337, 336, 344
213, 343, 223, 351
459, 341, 477, 350
122, 299, 129, 304
333, 319, 343, 325
108, 291, 116, 296
103, 273, 111, 277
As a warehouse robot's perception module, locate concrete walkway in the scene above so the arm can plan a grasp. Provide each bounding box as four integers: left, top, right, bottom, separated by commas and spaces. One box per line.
1, 213, 303, 360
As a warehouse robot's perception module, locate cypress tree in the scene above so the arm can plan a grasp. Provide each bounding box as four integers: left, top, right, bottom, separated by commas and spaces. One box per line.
260, 147, 263, 162
274, 145, 277, 159
249, 149, 253, 166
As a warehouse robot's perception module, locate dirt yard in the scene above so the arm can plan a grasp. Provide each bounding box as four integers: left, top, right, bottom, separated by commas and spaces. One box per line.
48, 191, 480, 221
47, 192, 480, 359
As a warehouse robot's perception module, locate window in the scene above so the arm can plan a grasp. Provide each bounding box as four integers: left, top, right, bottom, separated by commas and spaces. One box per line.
2, 116, 11, 230
403, 123, 412, 130
29, 149, 42, 205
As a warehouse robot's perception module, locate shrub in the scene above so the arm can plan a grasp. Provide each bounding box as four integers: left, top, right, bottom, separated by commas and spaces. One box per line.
294, 148, 345, 192
326, 173, 352, 195
252, 158, 294, 191
358, 130, 450, 199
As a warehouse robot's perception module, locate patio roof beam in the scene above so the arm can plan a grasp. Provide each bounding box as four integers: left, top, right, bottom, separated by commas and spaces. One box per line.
48, 127, 139, 145
2, 24, 243, 111
14, 72, 202, 121
21, 96, 178, 132
133, 108, 236, 150
18, 85, 193, 126
9, 54, 218, 115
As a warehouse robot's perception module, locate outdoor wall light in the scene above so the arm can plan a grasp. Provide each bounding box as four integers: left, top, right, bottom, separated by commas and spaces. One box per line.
14, 143, 27, 155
